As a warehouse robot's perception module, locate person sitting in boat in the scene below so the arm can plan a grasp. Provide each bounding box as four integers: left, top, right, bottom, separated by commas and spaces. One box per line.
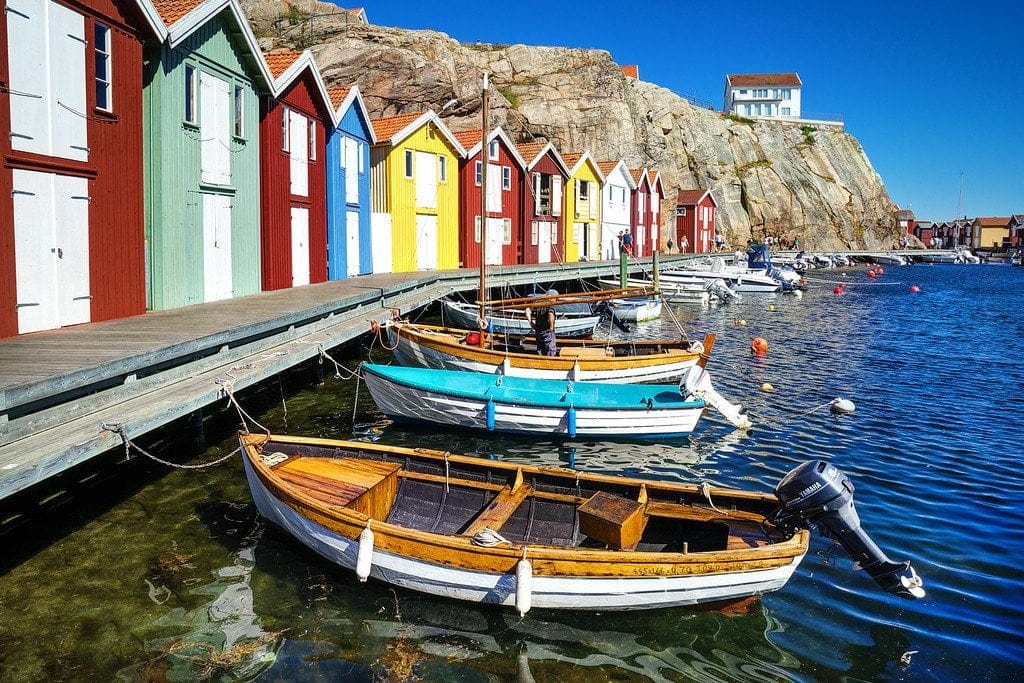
525, 306, 557, 356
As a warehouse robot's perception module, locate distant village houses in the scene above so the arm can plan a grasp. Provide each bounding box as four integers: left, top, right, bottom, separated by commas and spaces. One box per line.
723, 73, 802, 120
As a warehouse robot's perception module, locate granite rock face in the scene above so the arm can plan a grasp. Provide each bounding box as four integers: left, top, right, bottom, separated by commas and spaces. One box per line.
244, 1, 899, 250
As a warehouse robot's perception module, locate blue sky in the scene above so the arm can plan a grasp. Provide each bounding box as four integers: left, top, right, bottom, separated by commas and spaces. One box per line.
354, 1, 1022, 221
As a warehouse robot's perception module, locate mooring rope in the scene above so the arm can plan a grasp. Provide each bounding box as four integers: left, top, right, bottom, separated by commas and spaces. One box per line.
100, 421, 241, 469
318, 344, 360, 380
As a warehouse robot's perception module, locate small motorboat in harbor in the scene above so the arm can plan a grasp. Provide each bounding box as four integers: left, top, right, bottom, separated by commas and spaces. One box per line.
240, 433, 925, 614
442, 298, 602, 337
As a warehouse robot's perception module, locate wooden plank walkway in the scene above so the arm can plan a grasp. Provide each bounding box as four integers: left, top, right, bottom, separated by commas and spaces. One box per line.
0, 259, 640, 500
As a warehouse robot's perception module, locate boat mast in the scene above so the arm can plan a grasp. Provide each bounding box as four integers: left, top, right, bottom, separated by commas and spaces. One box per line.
478, 72, 489, 345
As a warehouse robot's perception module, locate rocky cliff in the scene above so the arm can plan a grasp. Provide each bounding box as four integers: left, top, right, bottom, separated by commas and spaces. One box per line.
243, 0, 900, 250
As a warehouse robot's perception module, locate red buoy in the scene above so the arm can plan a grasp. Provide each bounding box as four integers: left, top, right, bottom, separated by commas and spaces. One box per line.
876, 267, 884, 275
833, 286, 844, 295
909, 285, 920, 293
751, 337, 769, 355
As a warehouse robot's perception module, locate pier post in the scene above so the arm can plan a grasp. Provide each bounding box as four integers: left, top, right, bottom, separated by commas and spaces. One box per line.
187, 410, 206, 453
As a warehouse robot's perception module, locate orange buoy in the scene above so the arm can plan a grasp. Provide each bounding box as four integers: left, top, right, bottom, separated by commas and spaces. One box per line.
876, 267, 884, 275
909, 285, 920, 293
751, 337, 769, 355
760, 382, 774, 392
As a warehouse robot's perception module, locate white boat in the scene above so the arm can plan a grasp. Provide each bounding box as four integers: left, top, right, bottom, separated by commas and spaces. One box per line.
240, 433, 924, 613
442, 299, 601, 337
866, 253, 908, 266
661, 258, 781, 293
602, 296, 662, 322
597, 277, 738, 305
361, 362, 752, 438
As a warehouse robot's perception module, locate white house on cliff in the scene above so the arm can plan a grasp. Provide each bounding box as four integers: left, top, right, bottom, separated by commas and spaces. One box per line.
723, 73, 802, 119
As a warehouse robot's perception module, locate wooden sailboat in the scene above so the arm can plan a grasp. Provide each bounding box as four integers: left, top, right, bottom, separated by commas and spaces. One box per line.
240, 433, 924, 614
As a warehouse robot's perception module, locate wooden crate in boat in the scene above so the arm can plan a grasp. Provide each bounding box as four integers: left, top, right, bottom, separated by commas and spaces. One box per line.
579, 491, 646, 550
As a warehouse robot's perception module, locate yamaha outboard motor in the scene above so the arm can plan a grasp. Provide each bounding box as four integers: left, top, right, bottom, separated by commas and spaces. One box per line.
770, 461, 925, 599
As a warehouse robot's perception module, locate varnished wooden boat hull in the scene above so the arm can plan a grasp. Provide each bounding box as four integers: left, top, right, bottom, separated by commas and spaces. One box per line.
388, 321, 708, 384
240, 433, 809, 611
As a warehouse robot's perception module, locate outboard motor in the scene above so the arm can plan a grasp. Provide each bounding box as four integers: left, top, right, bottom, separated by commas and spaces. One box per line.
770, 461, 925, 599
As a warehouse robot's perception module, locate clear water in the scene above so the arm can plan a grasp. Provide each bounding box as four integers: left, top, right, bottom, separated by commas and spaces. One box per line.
1, 263, 1022, 681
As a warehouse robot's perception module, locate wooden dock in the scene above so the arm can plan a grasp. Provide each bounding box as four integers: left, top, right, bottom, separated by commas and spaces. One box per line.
0, 259, 644, 501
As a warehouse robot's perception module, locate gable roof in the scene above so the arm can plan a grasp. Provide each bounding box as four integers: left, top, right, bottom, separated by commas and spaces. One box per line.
450, 127, 527, 168
726, 73, 802, 87
262, 49, 334, 123
371, 110, 466, 156
972, 216, 1011, 227
561, 151, 605, 182
515, 141, 570, 177
676, 189, 716, 206
647, 169, 665, 196
596, 160, 636, 189
327, 85, 376, 142
158, 0, 273, 91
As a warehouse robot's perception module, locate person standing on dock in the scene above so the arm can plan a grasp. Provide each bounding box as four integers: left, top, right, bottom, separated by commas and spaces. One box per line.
526, 306, 557, 356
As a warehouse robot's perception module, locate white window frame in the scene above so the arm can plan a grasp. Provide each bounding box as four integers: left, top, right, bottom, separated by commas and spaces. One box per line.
404, 149, 414, 178
488, 139, 499, 160
531, 220, 538, 245
439, 155, 447, 182
474, 160, 482, 186
94, 22, 112, 112
474, 215, 481, 243
501, 166, 511, 190
503, 218, 512, 245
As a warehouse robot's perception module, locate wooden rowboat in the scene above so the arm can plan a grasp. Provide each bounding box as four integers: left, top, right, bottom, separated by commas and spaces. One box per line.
386, 321, 713, 384
240, 432, 811, 613
360, 362, 750, 438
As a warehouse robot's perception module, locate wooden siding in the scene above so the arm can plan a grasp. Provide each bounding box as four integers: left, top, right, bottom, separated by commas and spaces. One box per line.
458, 139, 524, 268
0, 0, 147, 339
563, 160, 602, 263
259, 69, 330, 291
520, 152, 566, 265
327, 102, 373, 278
142, 12, 262, 310
374, 122, 460, 273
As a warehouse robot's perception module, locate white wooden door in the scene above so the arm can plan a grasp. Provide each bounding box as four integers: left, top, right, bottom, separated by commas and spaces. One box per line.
289, 109, 308, 197
416, 214, 438, 270
13, 170, 90, 333
485, 217, 503, 265
537, 220, 552, 263
6, 0, 87, 161
200, 72, 231, 185
55, 175, 91, 325
486, 164, 502, 212
202, 193, 233, 301
415, 151, 437, 209
346, 209, 361, 276
291, 206, 310, 286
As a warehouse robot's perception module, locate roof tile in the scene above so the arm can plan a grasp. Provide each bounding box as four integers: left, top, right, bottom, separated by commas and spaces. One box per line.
327, 86, 351, 110
371, 112, 426, 142
152, 0, 204, 25
264, 50, 303, 79
676, 189, 709, 204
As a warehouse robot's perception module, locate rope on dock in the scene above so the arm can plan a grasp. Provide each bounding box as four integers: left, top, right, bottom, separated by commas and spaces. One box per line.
318, 344, 360, 380
216, 378, 271, 438
100, 422, 241, 469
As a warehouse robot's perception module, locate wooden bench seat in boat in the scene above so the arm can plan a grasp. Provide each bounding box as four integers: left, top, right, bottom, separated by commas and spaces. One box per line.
557, 346, 612, 358
461, 482, 533, 537
274, 457, 401, 520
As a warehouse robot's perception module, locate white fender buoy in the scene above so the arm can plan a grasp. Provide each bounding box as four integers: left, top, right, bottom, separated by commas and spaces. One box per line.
830, 398, 856, 416
515, 548, 533, 616
356, 520, 374, 582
